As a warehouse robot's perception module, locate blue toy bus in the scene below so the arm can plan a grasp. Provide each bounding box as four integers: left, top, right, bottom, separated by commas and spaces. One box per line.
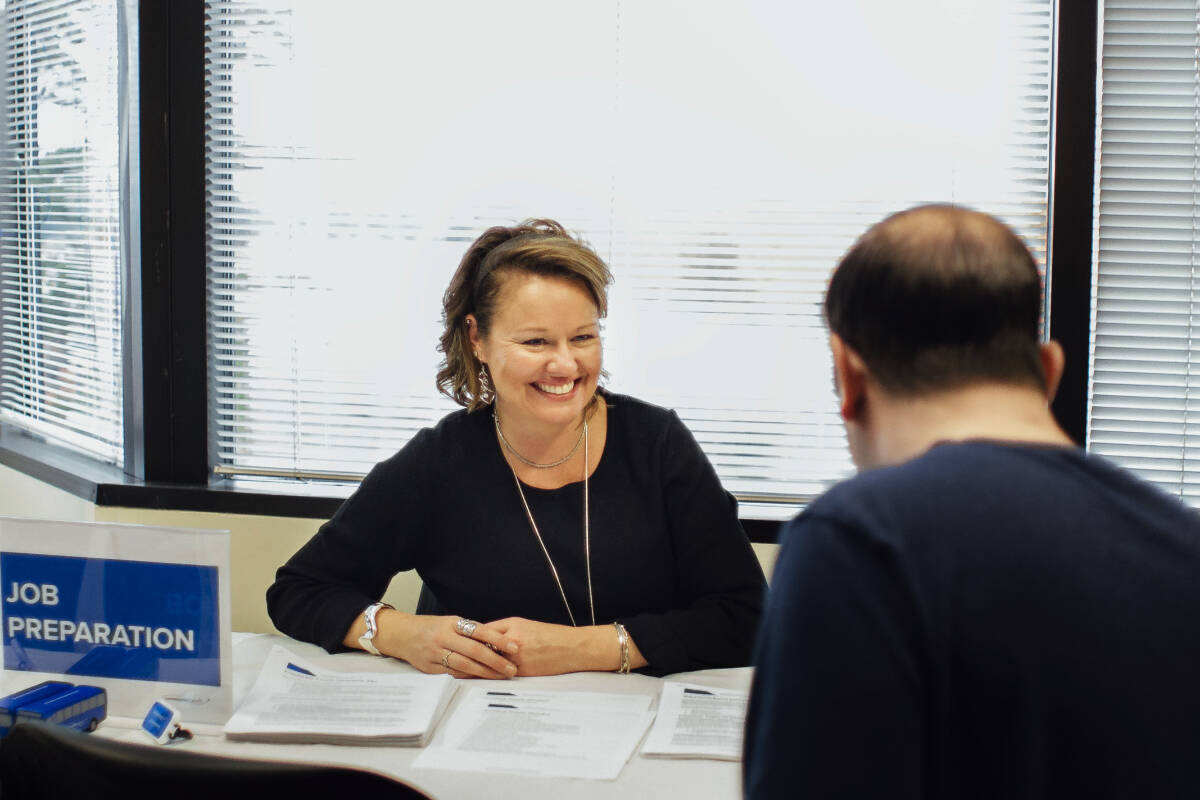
0, 680, 74, 737
12, 684, 107, 733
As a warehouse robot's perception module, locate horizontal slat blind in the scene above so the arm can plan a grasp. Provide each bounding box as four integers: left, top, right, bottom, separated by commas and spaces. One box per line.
1090, 1, 1200, 505
0, 0, 125, 463
206, 1, 1052, 505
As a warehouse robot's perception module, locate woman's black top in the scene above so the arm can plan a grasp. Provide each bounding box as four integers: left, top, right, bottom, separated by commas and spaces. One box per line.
266, 392, 766, 673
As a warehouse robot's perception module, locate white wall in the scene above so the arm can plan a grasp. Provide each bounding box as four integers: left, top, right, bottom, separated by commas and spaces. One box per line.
1, 463, 777, 634
0, 463, 98, 523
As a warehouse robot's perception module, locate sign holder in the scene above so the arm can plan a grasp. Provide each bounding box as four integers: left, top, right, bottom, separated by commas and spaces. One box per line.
0, 517, 233, 724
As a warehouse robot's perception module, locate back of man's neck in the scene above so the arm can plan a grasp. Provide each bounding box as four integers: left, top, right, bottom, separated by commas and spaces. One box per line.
869, 382, 1075, 468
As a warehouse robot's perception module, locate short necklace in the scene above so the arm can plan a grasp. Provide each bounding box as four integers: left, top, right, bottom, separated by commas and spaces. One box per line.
503, 418, 595, 627
493, 410, 585, 469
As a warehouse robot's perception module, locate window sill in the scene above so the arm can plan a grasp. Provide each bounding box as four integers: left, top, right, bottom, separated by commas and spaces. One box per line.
0, 424, 784, 543
0, 424, 346, 520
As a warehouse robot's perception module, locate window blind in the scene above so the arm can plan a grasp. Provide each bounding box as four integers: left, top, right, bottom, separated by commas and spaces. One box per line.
0, 0, 129, 464
1090, 1, 1200, 505
206, 0, 1053, 510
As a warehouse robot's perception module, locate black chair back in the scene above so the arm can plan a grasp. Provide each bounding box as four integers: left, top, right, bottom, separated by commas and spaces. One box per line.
0, 720, 433, 799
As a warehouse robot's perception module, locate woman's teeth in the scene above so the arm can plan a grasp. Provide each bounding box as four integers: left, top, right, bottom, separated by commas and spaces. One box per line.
535, 381, 575, 395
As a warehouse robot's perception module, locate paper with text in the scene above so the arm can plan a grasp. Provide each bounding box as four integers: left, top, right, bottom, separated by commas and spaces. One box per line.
640, 682, 748, 761
223, 645, 455, 745
413, 687, 654, 780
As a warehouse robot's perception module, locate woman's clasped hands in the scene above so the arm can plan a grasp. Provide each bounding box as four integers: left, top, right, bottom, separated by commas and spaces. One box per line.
385, 612, 519, 679
371, 610, 630, 679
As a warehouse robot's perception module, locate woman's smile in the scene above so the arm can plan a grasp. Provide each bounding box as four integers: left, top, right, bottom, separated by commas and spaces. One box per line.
533, 379, 578, 396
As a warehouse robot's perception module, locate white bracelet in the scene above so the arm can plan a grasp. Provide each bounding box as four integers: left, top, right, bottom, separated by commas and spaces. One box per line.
358, 602, 393, 656
613, 622, 631, 674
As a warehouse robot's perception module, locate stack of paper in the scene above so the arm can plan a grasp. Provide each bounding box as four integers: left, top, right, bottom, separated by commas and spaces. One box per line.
640, 682, 749, 761
413, 687, 655, 780
224, 645, 455, 746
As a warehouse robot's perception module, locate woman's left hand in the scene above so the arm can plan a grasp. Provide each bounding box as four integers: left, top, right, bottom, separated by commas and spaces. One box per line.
489, 617, 645, 676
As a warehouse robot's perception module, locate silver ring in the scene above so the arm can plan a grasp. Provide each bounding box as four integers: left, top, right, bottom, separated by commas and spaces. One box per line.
455, 618, 479, 638
440, 651, 452, 669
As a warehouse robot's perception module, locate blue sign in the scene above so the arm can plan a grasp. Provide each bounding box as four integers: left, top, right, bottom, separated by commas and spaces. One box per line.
2, 553, 220, 686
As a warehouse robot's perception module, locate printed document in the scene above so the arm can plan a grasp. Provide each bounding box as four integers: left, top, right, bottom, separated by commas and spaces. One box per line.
223, 645, 455, 745
413, 687, 654, 780
640, 682, 748, 760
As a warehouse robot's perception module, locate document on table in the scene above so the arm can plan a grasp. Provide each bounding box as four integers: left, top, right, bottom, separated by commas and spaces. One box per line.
640, 682, 748, 761
223, 645, 456, 745
413, 687, 655, 780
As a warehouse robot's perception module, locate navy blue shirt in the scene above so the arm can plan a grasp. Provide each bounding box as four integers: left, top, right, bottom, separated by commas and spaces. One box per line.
745, 441, 1200, 799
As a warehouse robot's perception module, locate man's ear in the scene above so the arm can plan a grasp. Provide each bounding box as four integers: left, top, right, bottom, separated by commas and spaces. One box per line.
1039, 340, 1066, 403
830, 334, 869, 422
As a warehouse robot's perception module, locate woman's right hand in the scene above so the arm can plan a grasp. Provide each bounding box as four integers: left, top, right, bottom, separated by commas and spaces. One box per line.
372, 610, 520, 679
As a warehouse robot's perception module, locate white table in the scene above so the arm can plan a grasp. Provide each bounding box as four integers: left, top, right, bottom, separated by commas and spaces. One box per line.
96, 633, 751, 800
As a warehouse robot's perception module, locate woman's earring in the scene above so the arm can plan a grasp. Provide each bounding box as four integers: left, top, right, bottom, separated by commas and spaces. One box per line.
478, 364, 494, 404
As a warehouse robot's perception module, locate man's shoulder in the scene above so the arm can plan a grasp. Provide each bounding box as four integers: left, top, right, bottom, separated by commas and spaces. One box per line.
800, 440, 1198, 541
811, 440, 1139, 506
801, 441, 1011, 517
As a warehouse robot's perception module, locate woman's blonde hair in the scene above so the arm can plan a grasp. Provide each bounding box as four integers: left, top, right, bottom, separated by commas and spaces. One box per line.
436, 219, 613, 410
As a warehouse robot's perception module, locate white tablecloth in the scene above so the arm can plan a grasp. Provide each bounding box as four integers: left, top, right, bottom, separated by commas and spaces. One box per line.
97, 633, 751, 800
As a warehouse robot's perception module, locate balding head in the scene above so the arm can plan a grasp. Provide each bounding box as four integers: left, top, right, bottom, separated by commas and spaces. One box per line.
824, 204, 1044, 395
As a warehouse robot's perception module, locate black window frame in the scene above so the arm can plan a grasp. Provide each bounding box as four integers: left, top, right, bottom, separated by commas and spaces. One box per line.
0, 0, 1098, 545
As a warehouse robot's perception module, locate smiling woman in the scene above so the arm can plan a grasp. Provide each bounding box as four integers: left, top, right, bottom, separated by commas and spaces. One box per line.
266, 220, 767, 678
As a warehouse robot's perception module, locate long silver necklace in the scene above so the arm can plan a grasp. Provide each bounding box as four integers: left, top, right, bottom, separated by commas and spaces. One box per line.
502, 418, 595, 627
494, 410, 585, 469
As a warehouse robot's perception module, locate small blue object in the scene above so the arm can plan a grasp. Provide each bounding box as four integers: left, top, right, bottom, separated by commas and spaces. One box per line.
12, 684, 107, 734
142, 700, 190, 744
0, 681, 74, 737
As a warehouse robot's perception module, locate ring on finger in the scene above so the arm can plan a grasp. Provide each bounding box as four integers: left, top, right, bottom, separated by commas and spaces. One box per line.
455, 618, 479, 638
440, 651, 452, 669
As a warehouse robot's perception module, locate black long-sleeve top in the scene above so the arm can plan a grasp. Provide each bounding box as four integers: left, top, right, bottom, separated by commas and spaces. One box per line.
266, 392, 766, 674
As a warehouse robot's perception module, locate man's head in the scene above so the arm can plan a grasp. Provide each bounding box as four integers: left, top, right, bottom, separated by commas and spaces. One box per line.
825, 205, 1067, 468
825, 204, 1044, 394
